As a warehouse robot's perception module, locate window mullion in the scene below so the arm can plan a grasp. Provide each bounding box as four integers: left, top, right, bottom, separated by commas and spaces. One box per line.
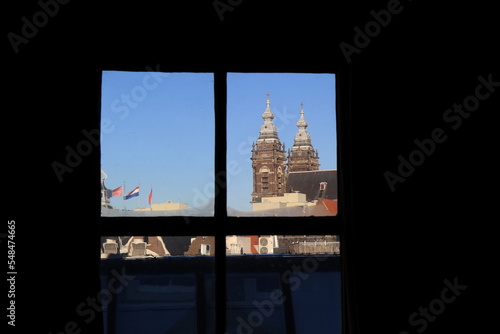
214, 71, 227, 334
214, 71, 227, 217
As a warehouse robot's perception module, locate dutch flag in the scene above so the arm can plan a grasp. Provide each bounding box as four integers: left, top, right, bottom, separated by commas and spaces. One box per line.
124, 186, 140, 200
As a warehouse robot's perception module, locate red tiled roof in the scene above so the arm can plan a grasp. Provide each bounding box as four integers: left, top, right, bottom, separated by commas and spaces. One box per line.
317, 198, 338, 215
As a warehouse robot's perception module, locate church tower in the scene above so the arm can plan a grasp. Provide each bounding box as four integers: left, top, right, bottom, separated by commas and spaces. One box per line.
251, 94, 287, 203
287, 103, 320, 172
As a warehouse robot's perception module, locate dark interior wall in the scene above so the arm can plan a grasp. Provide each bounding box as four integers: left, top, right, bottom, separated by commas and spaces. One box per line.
5, 1, 497, 333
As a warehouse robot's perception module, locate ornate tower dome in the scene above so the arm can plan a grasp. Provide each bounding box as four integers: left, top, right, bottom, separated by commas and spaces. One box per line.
293, 104, 312, 146
287, 103, 320, 172
257, 94, 279, 142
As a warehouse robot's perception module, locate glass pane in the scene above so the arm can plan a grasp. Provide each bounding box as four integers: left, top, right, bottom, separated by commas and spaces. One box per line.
225, 235, 340, 256
100, 236, 215, 334
291, 271, 341, 334
100, 71, 214, 216
227, 73, 337, 216
100, 236, 215, 258
226, 235, 341, 333
226, 272, 286, 334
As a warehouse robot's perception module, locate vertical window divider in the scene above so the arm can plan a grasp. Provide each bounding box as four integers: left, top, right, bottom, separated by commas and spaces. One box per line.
214, 71, 227, 333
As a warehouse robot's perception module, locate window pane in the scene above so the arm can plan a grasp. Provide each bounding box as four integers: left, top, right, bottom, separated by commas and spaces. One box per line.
225, 235, 340, 256
291, 271, 341, 334
226, 272, 286, 334
227, 73, 337, 216
100, 236, 215, 258
100, 71, 214, 216
226, 237, 341, 333
100, 236, 215, 334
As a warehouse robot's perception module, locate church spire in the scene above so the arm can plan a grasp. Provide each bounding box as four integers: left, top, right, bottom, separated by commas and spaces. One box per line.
288, 102, 320, 172
293, 103, 312, 147
257, 93, 279, 142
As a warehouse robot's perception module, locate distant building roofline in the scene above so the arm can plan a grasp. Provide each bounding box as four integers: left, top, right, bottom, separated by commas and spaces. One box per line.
288, 169, 337, 174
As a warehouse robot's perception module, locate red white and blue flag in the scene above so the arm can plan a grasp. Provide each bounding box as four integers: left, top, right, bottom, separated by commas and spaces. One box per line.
124, 186, 140, 200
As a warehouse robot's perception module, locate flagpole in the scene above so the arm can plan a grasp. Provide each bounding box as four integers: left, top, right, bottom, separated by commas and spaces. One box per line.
138, 184, 141, 209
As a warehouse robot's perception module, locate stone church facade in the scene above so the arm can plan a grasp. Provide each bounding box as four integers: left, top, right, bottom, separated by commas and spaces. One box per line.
251, 95, 322, 204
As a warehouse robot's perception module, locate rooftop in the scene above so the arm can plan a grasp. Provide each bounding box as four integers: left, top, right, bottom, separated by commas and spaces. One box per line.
286, 169, 338, 202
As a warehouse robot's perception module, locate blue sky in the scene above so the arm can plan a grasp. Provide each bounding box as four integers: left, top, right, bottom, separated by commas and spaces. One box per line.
101, 72, 336, 213
101, 71, 215, 211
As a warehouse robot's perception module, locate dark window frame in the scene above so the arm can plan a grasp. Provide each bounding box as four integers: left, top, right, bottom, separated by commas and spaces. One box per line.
100, 69, 354, 334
